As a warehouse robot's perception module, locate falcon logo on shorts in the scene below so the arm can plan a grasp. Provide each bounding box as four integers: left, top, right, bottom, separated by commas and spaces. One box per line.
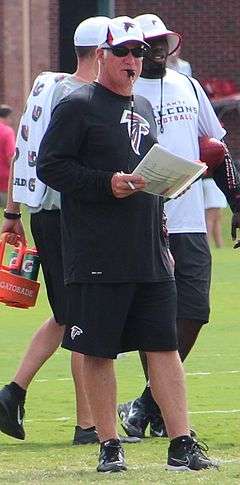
120, 110, 150, 155
71, 325, 83, 340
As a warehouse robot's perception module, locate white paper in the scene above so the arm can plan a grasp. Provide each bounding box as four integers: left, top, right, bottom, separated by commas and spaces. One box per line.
132, 143, 207, 198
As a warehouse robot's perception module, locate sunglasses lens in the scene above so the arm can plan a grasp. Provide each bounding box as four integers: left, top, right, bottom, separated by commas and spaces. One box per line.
132, 47, 144, 58
111, 47, 129, 57
110, 46, 145, 58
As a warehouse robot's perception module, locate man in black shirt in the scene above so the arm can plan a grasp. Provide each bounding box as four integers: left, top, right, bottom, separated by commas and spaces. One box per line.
37, 16, 218, 473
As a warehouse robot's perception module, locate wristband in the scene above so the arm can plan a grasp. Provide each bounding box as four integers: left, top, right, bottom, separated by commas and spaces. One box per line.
4, 210, 21, 220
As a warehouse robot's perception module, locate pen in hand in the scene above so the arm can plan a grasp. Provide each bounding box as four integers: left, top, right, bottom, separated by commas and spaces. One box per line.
127, 180, 136, 190
120, 171, 136, 190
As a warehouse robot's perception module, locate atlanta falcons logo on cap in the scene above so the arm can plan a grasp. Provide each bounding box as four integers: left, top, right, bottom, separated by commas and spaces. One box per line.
120, 110, 150, 155
123, 22, 135, 32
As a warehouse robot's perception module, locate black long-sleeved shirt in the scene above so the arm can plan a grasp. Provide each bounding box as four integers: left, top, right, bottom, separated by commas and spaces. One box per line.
37, 82, 174, 284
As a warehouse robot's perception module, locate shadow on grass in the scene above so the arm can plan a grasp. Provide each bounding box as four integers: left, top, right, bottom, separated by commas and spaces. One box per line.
0, 468, 125, 484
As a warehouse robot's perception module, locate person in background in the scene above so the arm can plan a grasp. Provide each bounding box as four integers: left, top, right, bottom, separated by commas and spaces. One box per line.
203, 176, 227, 247
0, 105, 15, 207
117, 12, 240, 442
167, 45, 192, 76
168, 37, 224, 248
0, 16, 126, 447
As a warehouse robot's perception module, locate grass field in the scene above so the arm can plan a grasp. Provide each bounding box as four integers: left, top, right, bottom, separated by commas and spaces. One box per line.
0, 207, 240, 484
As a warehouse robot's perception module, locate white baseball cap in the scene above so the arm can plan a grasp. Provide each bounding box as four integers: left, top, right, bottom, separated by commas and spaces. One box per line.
102, 16, 149, 47
135, 14, 181, 55
74, 16, 110, 47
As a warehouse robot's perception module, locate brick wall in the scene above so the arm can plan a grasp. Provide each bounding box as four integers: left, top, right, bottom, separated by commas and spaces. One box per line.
115, 0, 240, 158
1, 1, 24, 125
49, 0, 59, 71
0, 0, 59, 129
116, 0, 240, 86
30, 0, 57, 79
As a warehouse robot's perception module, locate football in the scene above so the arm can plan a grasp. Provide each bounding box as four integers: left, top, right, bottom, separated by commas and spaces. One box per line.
199, 136, 226, 176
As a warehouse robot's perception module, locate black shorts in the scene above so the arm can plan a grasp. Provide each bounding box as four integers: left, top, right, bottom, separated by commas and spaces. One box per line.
30, 210, 67, 325
169, 233, 211, 324
61, 280, 177, 359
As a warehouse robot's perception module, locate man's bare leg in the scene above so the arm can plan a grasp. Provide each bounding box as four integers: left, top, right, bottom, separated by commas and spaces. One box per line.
14, 320, 95, 430
147, 350, 189, 439
13, 317, 64, 389
71, 352, 94, 429
83, 356, 118, 442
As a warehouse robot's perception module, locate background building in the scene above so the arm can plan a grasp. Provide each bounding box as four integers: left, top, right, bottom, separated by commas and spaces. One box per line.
1, 0, 240, 157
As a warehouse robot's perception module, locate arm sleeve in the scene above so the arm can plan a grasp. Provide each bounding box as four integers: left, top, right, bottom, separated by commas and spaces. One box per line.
37, 98, 115, 203
213, 147, 240, 213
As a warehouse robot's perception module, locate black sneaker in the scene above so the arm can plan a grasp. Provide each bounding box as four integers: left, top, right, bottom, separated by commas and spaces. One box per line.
0, 385, 25, 440
72, 425, 141, 445
72, 425, 99, 445
166, 437, 219, 471
118, 399, 149, 438
150, 414, 197, 439
97, 439, 127, 473
150, 414, 168, 437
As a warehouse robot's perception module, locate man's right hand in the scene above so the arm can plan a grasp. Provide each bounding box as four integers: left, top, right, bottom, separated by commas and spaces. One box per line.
111, 172, 146, 199
1, 218, 26, 245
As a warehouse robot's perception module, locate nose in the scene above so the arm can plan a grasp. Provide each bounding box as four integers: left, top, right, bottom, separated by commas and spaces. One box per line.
124, 52, 142, 64
124, 51, 136, 60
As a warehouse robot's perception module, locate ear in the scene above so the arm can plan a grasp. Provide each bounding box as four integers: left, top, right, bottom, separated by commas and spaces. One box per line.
96, 47, 105, 61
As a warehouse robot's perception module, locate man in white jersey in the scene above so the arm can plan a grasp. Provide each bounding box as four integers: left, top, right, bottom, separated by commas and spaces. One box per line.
118, 13, 240, 439
0, 16, 134, 446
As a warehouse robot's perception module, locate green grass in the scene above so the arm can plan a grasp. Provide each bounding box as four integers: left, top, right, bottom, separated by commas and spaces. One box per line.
0, 207, 240, 483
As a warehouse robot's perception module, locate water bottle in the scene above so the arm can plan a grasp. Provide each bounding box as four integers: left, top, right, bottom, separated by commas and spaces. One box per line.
8, 248, 22, 275
20, 248, 40, 280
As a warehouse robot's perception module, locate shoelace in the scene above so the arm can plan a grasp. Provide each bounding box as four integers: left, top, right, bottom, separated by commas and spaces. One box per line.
190, 440, 209, 456
103, 443, 123, 463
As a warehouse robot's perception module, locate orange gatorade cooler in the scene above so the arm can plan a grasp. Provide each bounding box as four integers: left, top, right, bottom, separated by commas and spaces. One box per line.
0, 233, 40, 308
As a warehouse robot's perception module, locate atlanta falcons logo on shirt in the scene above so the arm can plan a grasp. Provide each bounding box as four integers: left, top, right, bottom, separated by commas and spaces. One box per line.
120, 110, 150, 155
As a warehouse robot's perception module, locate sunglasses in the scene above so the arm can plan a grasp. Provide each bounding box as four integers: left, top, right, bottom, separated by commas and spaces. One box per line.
103, 45, 146, 58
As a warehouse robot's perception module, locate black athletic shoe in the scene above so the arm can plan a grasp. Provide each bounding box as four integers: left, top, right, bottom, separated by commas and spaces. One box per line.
166, 437, 219, 471
97, 439, 127, 473
118, 399, 149, 438
150, 414, 168, 437
0, 385, 25, 440
150, 414, 197, 439
72, 425, 99, 445
72, 425, 141, 445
